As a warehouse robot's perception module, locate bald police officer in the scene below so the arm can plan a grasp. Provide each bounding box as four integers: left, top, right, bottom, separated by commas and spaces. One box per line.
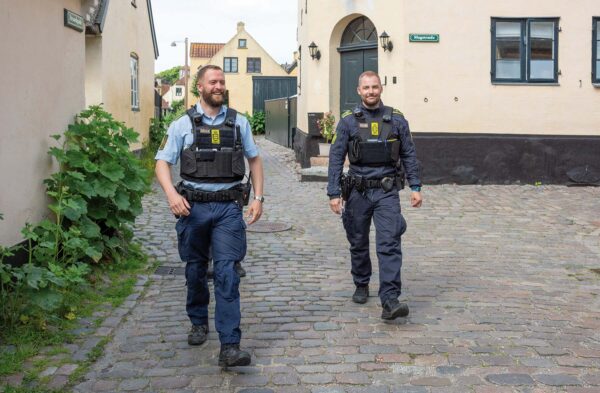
155, 65, 264, 367
327, 71, 423, 320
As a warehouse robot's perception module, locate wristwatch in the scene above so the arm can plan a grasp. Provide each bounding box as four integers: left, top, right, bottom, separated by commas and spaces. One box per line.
254, 195, 265, 203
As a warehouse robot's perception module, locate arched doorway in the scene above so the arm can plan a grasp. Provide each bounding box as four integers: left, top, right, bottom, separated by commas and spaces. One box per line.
339, 16, 378, 112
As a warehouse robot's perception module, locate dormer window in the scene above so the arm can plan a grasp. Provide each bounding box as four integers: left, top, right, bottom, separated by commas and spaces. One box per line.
238, 39, 247, 49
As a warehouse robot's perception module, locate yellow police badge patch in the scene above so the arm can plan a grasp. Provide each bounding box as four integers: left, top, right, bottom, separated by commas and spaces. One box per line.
211, 129, 220, 144
371, 122, 379, 136
159, 135, 168, 150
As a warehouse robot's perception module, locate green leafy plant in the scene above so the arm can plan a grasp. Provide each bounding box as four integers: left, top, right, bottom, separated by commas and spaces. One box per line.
42, 106, 150, 265
2, 105, 150, 327
246, 110, 265, 135
148, 100, 186, 152
155, 66, 182, 85
0, 224, 90, 328
191, 72, 199, 98
317, 111, 336, 143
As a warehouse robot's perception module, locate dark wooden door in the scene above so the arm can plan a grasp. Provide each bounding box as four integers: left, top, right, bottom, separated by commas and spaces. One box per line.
340, 49, 378, 113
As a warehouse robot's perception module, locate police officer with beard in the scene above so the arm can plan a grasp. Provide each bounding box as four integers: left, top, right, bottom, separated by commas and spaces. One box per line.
155, 65, 264, 367
327, 71, 423, 320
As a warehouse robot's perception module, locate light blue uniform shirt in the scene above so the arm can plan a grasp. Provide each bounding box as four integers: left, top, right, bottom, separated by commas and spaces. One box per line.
155, 103, 259, 191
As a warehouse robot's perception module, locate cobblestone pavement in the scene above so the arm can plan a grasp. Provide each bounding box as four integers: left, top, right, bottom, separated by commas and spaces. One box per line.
75, 137, 600, 393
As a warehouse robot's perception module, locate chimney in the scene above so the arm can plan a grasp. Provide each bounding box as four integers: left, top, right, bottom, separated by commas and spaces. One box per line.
237, 22, 245, 33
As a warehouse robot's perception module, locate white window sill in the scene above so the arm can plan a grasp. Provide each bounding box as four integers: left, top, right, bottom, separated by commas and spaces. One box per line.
492, 82, 560, 86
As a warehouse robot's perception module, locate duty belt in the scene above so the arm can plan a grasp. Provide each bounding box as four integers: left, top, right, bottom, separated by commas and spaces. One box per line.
351, 175, 398, 193
362, 178, 384, 188
176, 183, 243, 203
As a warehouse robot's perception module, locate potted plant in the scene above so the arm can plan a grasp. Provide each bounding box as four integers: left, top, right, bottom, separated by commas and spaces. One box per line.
316, 111, 336, 156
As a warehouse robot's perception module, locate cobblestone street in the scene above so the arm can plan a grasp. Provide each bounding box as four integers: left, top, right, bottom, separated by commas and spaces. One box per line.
74, 137, 600, 393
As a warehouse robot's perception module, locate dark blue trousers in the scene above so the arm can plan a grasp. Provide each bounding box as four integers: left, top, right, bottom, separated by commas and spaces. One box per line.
175, 201, 246, 344
342, 188, 407, 303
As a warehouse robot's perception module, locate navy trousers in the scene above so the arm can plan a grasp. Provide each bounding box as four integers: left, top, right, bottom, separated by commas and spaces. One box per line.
175, 201, 246, 344
342, 188, 407, 303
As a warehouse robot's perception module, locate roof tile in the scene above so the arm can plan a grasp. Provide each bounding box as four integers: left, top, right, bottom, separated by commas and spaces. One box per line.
190, 43, 225, 58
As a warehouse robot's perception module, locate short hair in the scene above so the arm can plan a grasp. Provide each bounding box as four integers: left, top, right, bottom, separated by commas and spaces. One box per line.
196, 65, 223, 83
358, 70, 381, 86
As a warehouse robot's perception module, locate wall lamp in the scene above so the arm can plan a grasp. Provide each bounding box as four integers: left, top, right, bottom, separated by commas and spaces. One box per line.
308, 41, 321, 60
379, 31, 393, 52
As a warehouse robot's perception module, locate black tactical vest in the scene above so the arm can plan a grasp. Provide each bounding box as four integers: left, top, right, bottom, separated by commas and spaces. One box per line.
179, 107, 246, 183
347, 106, 401, 166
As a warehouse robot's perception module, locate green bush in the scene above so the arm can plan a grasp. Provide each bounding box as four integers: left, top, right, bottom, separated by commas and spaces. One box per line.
148, 101, 187, 152
42, 105, 150, 264
0, 105, 150, 328
246, 110, 265, 135
191, 72, 199, 98
155, 66, 182, 85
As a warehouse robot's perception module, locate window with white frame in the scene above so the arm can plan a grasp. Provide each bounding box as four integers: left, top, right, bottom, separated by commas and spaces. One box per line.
175, 87, 182, 96
594, 18, 600, 83
224, 57, 238, 73
130, 54, 139, 110
491, 18, 559, 83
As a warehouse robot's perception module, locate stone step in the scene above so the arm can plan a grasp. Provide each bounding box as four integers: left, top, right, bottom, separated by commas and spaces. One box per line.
300, 166, 349, 182
309, 156, 350, 167
310, 156, 329, 167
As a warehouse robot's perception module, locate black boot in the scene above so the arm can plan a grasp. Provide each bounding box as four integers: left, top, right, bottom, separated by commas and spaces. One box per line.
352, 285, 369, 304
234, 261, 246, 277
188, 325, 208, 345
381, 298, 409, 320
218, 343, 251, 367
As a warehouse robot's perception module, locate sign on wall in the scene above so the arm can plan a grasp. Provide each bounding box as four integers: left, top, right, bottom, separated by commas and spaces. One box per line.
64, 9, 84, 32
409, 34, 440, 43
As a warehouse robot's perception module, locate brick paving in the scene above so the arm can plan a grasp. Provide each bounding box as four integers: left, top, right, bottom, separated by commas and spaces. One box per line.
74, 136, 600, 392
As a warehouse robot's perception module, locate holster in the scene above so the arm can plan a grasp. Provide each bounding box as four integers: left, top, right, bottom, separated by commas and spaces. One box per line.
340, 174, 355, 201
240, 180, 252, 206
396, 161, 406, 190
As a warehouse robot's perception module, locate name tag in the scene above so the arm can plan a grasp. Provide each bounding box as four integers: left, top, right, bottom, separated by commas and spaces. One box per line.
359, 123, 368, 128
211, 129, 220, 144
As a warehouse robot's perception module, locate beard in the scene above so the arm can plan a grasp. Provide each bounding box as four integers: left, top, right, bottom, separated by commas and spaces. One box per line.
362, 95, 381, 108
201, 90, 224, 107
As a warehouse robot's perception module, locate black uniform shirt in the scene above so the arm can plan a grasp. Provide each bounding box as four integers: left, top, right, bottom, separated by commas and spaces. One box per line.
326, 102, 422, 197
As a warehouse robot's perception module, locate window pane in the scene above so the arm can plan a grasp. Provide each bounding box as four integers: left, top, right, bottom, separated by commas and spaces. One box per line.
494, 21, 522, 80
496, 22, 521, 38
596, 60, 600, 76
341, 16, 377, 46
496, 38, 520, 60
530, 60, 554, 79
530, 22, 554, 61
530, 21, 554, 39
496, 60, 521, 79
597, 41, 600, 60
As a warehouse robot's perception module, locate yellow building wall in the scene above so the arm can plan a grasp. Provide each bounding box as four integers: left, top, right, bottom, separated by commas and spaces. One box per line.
87, 0, 156, 149
190, 23, 291, 115
297, 0, 600, 136
0, 0, 86, 245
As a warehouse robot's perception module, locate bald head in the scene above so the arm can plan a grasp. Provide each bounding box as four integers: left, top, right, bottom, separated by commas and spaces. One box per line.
358, 71, 381, 86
